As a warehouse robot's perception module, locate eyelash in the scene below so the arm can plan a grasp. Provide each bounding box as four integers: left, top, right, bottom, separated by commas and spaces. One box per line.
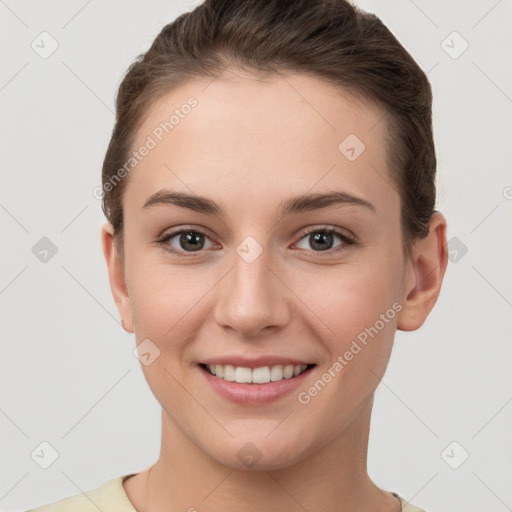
156, 226, 356, 258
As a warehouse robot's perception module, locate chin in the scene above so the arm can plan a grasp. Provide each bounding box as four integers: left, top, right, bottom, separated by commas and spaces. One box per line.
205, 435, 314, 472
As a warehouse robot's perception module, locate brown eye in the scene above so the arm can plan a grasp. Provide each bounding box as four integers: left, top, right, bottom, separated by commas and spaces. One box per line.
176, 231, 205, 252
308, 231, 335, 251
295, 228, 355, 253
158, 229, 215, 255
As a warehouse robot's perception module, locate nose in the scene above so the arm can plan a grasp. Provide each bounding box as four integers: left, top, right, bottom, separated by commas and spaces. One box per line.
213, 245, 291, 338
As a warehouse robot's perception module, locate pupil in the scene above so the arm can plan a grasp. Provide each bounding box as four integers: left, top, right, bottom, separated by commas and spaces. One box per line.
181, 231, 204, 251
310, 232, 333, 251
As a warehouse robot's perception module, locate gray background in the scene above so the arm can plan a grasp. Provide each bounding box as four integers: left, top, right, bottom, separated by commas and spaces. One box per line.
1, 1, 511, 511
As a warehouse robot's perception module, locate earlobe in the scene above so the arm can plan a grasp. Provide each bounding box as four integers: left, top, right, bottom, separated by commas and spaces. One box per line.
101, 222, 134, 333
397, 212, 448, 332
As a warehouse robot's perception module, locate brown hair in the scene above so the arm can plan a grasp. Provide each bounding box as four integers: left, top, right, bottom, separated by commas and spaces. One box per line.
101, 0, 436, 261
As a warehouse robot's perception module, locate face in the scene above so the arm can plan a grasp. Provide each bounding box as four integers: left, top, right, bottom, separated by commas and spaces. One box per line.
106, 70, 420, 470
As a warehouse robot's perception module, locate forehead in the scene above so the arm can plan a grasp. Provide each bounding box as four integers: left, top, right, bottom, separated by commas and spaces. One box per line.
126, 70, 396, 211
134, 70, 387, 147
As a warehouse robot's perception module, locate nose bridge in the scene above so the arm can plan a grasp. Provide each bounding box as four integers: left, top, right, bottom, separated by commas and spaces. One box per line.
213, 235, 289, 336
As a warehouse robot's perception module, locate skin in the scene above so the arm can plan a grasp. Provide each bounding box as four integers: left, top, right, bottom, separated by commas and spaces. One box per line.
102, 69, 448, 512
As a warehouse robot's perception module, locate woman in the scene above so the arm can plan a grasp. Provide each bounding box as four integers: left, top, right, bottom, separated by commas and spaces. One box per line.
28, 0, 448, 510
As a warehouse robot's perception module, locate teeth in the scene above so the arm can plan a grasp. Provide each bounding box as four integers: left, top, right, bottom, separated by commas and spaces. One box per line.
283, 365, 294, 379
270, 365, 283, 381
223, 365, 235, 381
234, 367, 252, 383
253, 366, 271, 384
204, 363, 310, 383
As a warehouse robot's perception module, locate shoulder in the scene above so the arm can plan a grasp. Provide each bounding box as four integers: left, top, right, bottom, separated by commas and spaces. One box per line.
25, 474, 137, 512
393, 492, 429, 512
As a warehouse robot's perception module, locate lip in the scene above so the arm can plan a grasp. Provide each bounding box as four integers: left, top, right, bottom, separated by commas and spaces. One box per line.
198, 363, 316, 405
200, 355, 313, 369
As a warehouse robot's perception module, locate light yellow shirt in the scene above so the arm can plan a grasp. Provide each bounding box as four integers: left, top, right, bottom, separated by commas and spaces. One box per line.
25, 474, 428, 512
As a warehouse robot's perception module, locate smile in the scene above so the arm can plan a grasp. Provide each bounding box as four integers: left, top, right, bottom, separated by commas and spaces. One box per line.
200, 363, 315, 384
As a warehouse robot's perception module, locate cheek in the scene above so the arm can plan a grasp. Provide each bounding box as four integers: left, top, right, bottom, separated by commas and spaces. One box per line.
127, 263, 208, 414
295, 255, 402, 345
126, 255, 217, 343
290, 262, 401, 423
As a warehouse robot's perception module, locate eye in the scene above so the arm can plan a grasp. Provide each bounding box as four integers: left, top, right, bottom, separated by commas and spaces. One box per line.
157, 228, 216, 256
294, 227, 355, 254
156, 226, 356, 258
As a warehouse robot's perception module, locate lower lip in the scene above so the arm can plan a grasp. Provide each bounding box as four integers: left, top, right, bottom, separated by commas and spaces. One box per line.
199, 364, 315, 405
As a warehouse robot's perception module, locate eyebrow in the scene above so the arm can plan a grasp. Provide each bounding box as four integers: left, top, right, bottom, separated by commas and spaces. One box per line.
142, 189, 376, 216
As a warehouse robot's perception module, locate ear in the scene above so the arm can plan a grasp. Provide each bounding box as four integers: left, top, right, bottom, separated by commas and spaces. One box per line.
397, 212, 448, 331
101, 222, 134, 333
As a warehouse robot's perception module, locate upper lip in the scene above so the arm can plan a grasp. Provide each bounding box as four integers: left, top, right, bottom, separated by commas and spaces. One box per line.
200, 355, 314, 369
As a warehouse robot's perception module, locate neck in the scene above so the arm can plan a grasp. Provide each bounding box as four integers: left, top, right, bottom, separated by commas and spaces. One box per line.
141, 394, 400, 512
